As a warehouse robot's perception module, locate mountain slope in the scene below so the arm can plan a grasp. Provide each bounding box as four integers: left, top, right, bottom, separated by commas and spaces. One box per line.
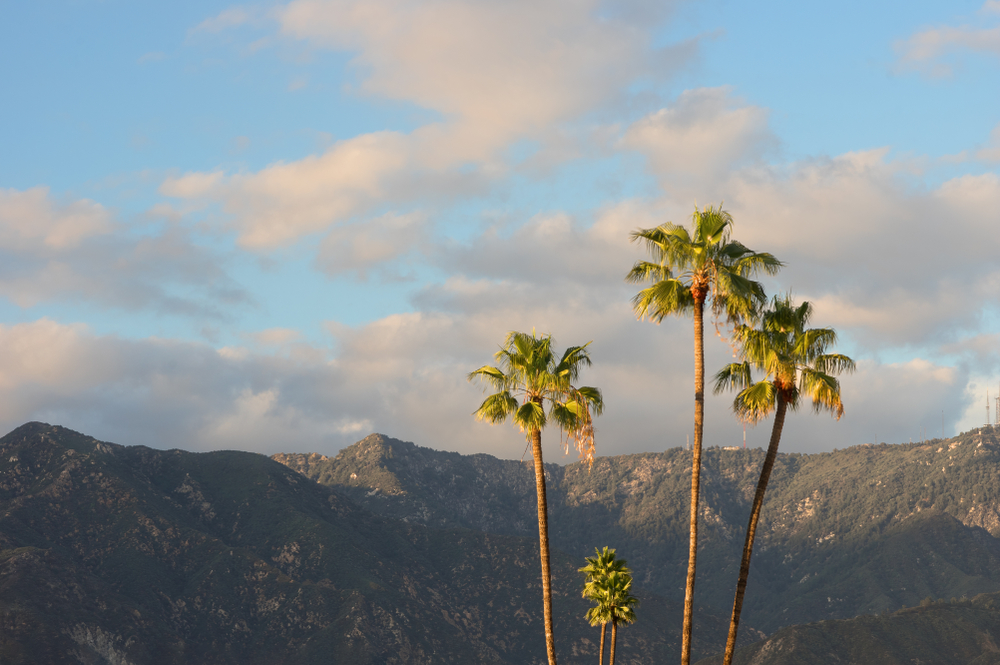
274, 427, 1000, 633
696, 592, 1000, 665
0, 422, 733, 664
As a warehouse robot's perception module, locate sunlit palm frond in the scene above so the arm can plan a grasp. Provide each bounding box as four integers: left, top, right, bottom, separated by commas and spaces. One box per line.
799, 367, 846, 419
714, 362, 754, 394
555, 343, 593, 381
514, 400, 547, 434
467, 365, 511, 393
625, 260, 674, 285
574, 386, 605, 416
631, 279, 694, 322
813, 353, 855, 375
470, 330, 603, 469
733, 380, 777, 424
719, 294, 853, 421
472, 391, 519, 424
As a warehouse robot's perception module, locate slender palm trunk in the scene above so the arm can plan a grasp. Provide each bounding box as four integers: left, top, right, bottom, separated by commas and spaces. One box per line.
609, 618, 618, 665
682, 296, 706, 665
598, 623, 606, 665
722, 392, 788, 665
530, 426, 558, 665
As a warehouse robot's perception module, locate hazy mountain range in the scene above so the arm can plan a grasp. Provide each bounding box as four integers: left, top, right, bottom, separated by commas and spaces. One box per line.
5, 421, 1000, 663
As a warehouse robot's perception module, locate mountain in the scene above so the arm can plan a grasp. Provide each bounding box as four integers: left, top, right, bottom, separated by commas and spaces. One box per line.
272, 426, 1000, 634
0, 422, 735, 664
696, 592, 1000, 665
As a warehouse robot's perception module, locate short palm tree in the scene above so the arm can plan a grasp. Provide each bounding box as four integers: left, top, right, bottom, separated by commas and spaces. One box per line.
470, 330, 604, 665
580, 547, 628, 665
714, 295, 855, 665
584, 570, 638, 665
627, 205, 781, 665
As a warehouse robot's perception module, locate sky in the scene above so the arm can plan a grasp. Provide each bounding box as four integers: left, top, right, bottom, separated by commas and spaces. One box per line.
2, 0, 999, 461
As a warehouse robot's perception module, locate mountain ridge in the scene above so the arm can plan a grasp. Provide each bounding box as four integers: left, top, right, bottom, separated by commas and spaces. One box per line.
273, 426, 1000, 633
0, 422, 736, 664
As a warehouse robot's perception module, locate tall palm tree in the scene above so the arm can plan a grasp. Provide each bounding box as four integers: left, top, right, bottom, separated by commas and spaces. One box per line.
580, 547, 628, 665
469, 330, 604, 665
627, 205, 781, 665
714, 295, 855, 665
585, 570, 638, 665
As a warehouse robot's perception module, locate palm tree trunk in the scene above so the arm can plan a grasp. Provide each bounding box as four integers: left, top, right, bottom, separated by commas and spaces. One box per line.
598, 622, 606, 665
682, 296, 706, 665
531, 426, 558, 665
722, 392, 788, 665
609, 618, 618, 665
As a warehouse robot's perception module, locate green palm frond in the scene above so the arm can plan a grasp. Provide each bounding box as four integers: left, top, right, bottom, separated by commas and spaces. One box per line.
631, 279, 694, 322
469, 330, 603, 469
714, 362, 754, 394
813, 353, 856, 375
467, 365, 510, 393
580, 549, 638, 629
799, 367, 845, 419
625, 260, 674, 285
717, 294, 854, 422
472, 391, 519, 424
734, 381, 778, 424
514, 400, 547, 433
627, 204, 782, 327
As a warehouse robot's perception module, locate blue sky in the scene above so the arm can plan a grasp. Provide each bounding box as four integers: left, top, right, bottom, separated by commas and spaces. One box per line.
1, 0, 999, 458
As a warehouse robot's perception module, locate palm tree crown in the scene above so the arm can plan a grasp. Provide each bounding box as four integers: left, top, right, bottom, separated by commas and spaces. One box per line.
469, 330, 604, 467
714, 295, 855, 422
579, 547, 627, 596
627, 205, 782, 326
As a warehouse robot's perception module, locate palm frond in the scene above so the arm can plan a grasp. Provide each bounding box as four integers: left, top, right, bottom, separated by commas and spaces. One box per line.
472, 391, 519, 424
467, 365, 511, 393
514, 400, 547, 434
813, 353, 856, 375
800, 368, 845, 419
625, 260, 674, 285
713, 362, 754, 394
631, 279, 694, 321
733, 381, 777, 424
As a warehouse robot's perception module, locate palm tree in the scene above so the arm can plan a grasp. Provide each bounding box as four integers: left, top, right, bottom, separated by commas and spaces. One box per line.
714, 295, 855, 665
585, 570, 638, 665
627, 205, 781, 665
580, 547, 628, 665
469, 330, 604, 665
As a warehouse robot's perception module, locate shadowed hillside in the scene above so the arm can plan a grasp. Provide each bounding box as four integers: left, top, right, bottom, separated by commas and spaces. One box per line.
696, 592, 1000, 665
0, 422, 734, 664
274, 426, 1000, 633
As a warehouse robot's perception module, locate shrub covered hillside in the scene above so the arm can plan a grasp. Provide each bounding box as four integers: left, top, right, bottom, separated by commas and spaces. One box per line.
0, 422, 735, 665
277, 426, 1000, 633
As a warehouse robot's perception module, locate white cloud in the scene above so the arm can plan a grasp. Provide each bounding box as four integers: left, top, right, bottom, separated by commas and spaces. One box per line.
191, 7, 254, 34
316, 211, 428, 278
163, 0, 694, 250
0, 319, 370, 454
894, 9, 1000, 76
0, 187, 112, 251
279, 0, 657, 147
710, 150, 1000, 349
0, 187, 248, 316
620, 87, 775, 183
976, 123, 1000, 162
